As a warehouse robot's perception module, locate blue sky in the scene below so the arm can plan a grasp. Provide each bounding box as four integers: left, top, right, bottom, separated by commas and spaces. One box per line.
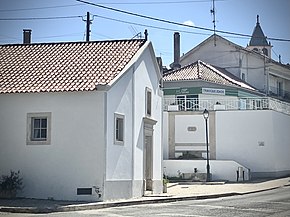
0, 0, 289, 67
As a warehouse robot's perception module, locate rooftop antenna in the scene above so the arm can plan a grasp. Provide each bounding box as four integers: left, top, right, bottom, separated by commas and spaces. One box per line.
131, 32, 142, 39
129, 26, 142, 39
210, 0, 216, 46
129, 25, 143, 39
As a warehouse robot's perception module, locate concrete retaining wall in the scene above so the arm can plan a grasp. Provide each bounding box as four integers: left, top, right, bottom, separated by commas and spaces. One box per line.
164, 160, 250, 182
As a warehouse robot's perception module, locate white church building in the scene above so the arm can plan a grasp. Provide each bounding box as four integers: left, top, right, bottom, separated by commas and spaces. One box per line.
0, 36, 163, 201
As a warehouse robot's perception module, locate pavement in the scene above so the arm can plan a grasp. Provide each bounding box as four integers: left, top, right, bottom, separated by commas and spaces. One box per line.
1, 176, 290, 214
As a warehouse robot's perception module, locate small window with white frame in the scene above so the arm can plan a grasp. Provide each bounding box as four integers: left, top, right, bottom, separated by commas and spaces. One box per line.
145, 87, 152, 117
114, 113, 124, 145
27, 112, 51, 145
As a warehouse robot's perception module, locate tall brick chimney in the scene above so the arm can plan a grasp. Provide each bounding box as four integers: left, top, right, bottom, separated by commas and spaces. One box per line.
23, 29, 32, 44
172, 32, 181, 69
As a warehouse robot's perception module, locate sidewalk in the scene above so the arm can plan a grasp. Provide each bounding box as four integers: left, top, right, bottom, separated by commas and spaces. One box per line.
1, 177, 290, 213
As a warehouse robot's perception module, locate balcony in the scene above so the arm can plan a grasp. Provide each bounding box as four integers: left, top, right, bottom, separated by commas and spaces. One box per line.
268, 86, 290, 103
163, 97, 290, 116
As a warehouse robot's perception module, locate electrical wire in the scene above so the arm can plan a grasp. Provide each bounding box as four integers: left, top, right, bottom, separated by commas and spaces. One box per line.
0, 0, 225, 13
0, 15, 83, 21
93, 14, 210, 36
0, 3, 289, 47
77, 0, 290, 42
35, 32, 84, 39
86, 0, 225, 5
0, 1, 288, 43
0, 4, 83, 13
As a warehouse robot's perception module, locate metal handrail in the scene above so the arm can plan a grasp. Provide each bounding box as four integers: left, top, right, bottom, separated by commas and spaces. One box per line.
163, 96, 290, 116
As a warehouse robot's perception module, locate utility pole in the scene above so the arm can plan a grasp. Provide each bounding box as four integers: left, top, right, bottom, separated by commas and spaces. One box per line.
83, 12, 93, 42
86, 12, 90, 42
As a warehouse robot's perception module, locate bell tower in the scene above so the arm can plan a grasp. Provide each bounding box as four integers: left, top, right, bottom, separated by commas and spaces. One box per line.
247, 15, 272, 58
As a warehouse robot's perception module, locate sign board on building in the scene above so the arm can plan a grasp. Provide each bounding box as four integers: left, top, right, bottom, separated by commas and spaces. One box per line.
176, 88, 190, 94
202, 88, 225, 95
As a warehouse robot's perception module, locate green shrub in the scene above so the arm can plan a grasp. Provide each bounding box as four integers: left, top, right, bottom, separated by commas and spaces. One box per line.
0, 170, 23, 192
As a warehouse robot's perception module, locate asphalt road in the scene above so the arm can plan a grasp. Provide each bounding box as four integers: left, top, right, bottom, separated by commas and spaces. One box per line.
1, 186, 290, 217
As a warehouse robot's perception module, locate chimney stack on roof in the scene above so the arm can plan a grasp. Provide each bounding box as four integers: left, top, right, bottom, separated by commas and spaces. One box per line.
172, 32, 181, 69
23, 29, 32, 44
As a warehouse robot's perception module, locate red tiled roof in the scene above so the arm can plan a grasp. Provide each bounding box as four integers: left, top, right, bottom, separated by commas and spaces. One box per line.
0, 39, 146, 94
163, 60, 255, 90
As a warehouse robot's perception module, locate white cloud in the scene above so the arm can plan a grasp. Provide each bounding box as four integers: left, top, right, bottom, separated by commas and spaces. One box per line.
183, 20, 195, 26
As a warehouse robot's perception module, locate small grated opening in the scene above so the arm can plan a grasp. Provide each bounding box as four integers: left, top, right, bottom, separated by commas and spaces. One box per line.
77, 188, 92, 195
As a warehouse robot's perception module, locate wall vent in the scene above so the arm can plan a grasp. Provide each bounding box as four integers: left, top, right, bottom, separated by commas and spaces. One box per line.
77, 188, 92, 195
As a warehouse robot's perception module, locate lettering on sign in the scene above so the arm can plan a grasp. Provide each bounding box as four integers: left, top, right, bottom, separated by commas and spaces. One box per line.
202, 88, 225, 95
176, 88, 189, 94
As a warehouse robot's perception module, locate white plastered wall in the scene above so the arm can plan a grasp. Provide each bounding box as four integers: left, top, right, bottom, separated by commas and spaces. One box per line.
104, 42, 163, 199
180, 37, 267, 92
216, 110, 290, 177
132, 42, 163, 196
0, 91, 105, 201
104, 65, 134, 200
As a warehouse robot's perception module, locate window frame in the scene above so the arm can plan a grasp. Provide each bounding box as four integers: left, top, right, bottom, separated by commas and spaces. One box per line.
31, 117, 48, 141
145, 87, 152, 117
27, 112, 51, 145
176, 95, 198, 111
114, 113, 125, 145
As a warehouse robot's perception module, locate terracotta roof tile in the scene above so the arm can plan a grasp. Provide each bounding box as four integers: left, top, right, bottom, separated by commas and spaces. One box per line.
0, 39, 145, 94
163, 60, 255, 90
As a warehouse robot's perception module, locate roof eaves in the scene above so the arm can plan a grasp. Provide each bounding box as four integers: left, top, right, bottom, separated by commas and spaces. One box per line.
199, 60, 255, 90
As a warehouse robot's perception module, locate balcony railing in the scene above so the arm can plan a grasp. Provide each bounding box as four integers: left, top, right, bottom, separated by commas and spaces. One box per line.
268, 86, 290, 103
163, 97, 290, 116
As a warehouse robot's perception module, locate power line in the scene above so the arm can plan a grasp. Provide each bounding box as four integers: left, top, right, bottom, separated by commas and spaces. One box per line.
0, 8, 289, 44
0, 0, 227, 16
92, 13, 274, 42
0, 12, 287, 43
93, 14, 210, 36
86, 0, 225, 5
0, 15, 83, 21
34, 32, 84, 40
0, 4, 83, 13
0, 0, 224, 13
77, 0, 290, 42
77, 0, 220, 33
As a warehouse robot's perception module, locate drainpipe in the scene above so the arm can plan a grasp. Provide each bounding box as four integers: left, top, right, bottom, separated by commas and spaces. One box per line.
132, 64, 136, 197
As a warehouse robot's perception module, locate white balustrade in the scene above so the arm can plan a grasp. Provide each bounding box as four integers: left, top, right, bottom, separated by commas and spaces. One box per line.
163, 96, 290, 116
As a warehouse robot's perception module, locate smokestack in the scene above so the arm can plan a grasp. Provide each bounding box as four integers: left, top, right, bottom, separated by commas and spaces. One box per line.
172, 32, 181, 69
23, 29, 32, 44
